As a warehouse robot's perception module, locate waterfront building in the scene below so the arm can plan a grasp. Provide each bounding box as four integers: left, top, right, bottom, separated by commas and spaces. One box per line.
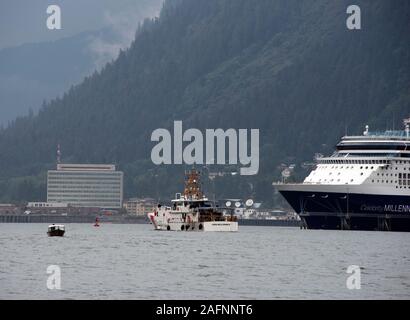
124, 198, 156, 215
47, 164, 123, 209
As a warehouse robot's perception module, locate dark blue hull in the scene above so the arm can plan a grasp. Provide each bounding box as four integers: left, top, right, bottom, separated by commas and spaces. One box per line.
279, 190, 410, 232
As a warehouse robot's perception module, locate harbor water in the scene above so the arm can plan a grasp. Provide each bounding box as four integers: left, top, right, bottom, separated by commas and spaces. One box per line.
0, 224, 409, 299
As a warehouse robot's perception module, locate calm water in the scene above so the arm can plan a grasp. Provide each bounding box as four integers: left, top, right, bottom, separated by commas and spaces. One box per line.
0, 223, 409, 299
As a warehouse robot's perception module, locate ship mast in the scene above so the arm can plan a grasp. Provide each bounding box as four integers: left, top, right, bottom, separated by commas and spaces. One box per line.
183, 169, 203, 200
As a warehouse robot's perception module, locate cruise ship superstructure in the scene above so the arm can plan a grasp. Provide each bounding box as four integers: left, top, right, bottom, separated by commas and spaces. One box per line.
274, 119, 410, 232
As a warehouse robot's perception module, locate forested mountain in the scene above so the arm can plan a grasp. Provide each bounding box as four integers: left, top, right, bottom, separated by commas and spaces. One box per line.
0, 0, 409, 205
0, 31, 104, 126
0, 0, 164, 126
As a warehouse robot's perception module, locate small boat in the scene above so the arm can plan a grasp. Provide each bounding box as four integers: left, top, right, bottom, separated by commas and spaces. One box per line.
47, 224, 65, 237
94, 217, 100, 227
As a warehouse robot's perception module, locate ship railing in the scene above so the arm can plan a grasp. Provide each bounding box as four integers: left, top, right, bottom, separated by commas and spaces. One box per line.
273, 181, 323, 185
367, 130, 409, 137
343, 132, 410, 140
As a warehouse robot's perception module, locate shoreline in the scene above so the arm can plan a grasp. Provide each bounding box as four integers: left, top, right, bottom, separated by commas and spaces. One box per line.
0, 214, 300, 227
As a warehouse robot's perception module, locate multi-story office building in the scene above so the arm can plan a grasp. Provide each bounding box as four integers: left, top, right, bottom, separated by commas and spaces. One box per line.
47, 164, 123, 209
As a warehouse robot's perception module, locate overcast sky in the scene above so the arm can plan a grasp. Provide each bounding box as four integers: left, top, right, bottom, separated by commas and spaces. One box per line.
0, 0, 164, 50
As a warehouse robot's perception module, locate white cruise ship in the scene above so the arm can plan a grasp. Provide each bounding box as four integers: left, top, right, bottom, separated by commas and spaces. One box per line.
274, 119, 410, 232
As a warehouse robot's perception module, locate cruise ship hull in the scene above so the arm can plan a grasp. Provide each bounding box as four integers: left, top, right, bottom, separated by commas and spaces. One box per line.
276, 185, 410, 232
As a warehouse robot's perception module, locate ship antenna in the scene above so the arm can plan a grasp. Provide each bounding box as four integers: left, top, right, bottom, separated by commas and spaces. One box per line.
404, 118, 410, 138
363, 125, 369, 136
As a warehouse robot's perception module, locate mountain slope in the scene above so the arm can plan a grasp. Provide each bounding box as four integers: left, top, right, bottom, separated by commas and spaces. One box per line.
0, 0, 409, 204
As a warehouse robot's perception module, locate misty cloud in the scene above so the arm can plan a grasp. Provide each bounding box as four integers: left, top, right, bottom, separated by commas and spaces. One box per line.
87, 1, 163, 69
0, 0, 164, 125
